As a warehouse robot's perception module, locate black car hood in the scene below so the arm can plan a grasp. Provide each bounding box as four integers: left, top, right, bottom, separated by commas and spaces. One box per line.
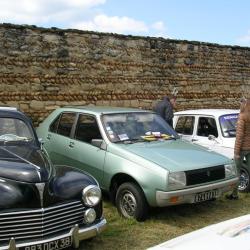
0, 146, 51, 183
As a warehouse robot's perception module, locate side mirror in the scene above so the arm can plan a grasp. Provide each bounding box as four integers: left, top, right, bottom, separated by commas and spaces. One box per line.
208, 134, 216, 141
38, 138, 44, 149
91, 139, 107, 150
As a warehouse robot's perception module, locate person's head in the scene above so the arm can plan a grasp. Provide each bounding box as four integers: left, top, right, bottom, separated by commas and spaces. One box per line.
169, 95, 177, 108
240, 98, 250, 122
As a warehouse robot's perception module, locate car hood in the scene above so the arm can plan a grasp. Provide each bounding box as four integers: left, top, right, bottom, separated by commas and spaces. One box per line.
148, 214, 250, 250
0, 146, 51, 183
114, 139, 230, 172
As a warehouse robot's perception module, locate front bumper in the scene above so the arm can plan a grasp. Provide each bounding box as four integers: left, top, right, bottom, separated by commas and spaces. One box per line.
156, 177, 238, 207
1, 218, 107, 250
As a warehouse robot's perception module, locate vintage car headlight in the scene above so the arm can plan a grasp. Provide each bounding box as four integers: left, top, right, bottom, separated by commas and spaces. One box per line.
84, 208, 96, 224
225, 164, 237, 178
168, 172, 186, 188
82, 185, 101, 207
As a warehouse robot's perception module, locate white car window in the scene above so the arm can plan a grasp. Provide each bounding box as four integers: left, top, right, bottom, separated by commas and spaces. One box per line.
197, 117, 218, 137
175, 116, 195, 135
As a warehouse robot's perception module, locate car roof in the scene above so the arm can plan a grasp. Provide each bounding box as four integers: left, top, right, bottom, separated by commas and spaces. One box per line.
0, 107, 32, 123
174, 109, 239, 117
0, 106, 17, 111
61, 105, 151, 115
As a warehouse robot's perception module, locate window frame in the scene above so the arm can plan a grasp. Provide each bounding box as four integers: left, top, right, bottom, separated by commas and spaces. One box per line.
49, 112, 77, 138
196, 116, 218, 138
175, 115, 195, 135
73, 113, 103, 145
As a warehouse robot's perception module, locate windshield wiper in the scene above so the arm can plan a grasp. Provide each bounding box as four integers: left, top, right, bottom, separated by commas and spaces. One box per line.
115, 138, 146, 144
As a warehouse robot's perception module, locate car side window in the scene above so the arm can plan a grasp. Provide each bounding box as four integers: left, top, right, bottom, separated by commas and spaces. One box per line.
57, 113, 76, 137
49, 115, 61, 133
74, 114, 102, 144
197, 117, 218, 137
175, 116, 194, 135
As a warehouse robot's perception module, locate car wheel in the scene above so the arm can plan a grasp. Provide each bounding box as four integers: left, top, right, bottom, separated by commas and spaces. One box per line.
115, 182, 148, 221
238, 167, 250, 192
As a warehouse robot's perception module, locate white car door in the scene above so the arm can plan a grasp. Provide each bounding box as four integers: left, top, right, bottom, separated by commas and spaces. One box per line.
192, 116, 221, 149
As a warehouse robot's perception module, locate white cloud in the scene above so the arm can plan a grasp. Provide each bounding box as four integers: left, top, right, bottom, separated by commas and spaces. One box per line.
151, 21, 167, 38
152, 21, 165, 32
237, 30, 250, 45
0, 0, 106, 25
0, 0, 168, 37
72, 14, 148, 33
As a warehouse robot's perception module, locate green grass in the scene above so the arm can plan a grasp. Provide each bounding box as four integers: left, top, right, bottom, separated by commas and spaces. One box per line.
80, 193, 250, 250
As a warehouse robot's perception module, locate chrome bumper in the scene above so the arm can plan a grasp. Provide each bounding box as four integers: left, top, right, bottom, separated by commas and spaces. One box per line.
1, 218, 107, 250
156, 177, 238, 207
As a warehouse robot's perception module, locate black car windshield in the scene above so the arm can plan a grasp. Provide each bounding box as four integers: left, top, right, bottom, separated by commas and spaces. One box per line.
102, 112, 178, 143
219, 113, 238, 138
0, 118, 34, 144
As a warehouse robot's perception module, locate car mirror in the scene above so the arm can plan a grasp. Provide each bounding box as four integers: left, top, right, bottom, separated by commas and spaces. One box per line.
208, 135, 216, 141
38, 138, 44, 149
91, 139, 106, 150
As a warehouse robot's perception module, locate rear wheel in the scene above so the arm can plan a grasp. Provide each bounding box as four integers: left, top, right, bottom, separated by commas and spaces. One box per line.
238, 167, 250, 192
115, 182, 148, 221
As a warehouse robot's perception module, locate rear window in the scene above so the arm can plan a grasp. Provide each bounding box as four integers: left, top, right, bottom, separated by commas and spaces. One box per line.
57, 113, 76, 137
175, 116, 195, 135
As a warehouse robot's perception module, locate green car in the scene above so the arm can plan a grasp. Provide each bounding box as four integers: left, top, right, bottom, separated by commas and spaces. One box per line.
37, 106, 238, 221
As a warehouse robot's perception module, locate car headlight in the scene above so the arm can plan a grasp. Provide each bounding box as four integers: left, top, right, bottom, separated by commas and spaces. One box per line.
82, 185, 101, 207
225, 163, 237, 178
84, 208, 96, 224
168, 172, 186, 189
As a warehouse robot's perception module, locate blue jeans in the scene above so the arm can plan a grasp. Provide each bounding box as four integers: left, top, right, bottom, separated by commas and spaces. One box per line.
233, 151, 250, 195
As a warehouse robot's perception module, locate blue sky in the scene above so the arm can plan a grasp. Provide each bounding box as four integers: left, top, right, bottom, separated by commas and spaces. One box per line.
0, 0, 250, 46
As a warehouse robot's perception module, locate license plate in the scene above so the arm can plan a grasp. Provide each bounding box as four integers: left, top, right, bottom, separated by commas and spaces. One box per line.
20, 236, 72, 250
194, 189, 218, 203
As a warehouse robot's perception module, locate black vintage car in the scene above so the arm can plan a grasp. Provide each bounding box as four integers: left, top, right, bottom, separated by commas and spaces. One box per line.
0, 107, 106, 250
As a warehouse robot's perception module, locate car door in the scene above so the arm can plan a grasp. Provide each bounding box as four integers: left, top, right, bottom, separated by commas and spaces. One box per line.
174, 115, 195, 142
192, 116, 220, 148
66, 113, 106, 184
44, 112, 77, 165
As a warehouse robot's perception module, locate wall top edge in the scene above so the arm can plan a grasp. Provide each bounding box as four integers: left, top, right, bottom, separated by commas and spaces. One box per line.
1, 22, 249, 51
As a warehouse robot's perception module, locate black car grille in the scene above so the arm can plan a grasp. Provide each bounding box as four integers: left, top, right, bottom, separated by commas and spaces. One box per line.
185, 165, 225, 186
0, 201, 85, 245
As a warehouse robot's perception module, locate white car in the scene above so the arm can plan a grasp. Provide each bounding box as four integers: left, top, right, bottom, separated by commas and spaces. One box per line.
173, 109, 249, 192
148, 214, 250, 250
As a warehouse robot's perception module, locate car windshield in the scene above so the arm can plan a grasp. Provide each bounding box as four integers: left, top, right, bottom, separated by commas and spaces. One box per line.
219, 114, 238, 138
0, 117, 34, 144
102, 112, 178, 143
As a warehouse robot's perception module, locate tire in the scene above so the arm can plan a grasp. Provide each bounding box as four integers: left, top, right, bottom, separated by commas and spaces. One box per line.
238, 167, 250, 192
115, 182, 148, 221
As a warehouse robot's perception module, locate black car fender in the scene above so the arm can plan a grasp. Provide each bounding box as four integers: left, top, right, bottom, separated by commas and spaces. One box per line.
51, 165, 99, 200
0, 177, 39, 209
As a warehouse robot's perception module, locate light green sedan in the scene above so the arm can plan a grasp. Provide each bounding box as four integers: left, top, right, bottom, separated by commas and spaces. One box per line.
37, 106, 238, 221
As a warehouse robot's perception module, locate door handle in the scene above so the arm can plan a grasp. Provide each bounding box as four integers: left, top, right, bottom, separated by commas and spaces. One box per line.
47, 134, 51, 140
69, 141, 75, 148
191, 139, 198, 142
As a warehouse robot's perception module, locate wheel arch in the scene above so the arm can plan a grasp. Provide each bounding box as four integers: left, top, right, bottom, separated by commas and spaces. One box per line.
109, 173, 145, 203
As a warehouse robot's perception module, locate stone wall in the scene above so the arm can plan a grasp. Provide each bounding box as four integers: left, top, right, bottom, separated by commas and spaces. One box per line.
0, 23, 250, 125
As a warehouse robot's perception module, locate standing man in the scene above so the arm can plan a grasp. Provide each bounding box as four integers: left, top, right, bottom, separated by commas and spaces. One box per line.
154, 95, 177, 127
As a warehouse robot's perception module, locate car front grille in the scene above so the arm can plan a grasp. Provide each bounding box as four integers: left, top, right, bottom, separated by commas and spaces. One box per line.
185, 165, 225, 186
0, 200, 85, 245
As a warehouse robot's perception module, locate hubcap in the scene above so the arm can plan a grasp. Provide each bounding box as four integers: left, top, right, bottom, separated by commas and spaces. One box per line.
238, 169, 249, 191
120, 190, 137, 218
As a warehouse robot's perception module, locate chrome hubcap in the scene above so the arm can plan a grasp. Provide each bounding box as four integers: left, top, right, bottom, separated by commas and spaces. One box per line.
238, 169, 249, 191
120, 191, 137, 218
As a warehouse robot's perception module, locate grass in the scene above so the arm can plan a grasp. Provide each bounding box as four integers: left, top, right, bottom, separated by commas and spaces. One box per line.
80, 193, 250, 250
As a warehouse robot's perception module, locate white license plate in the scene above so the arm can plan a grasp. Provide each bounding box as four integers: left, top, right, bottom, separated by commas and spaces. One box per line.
194, 189, 218, 203
20, 236, 72, 250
